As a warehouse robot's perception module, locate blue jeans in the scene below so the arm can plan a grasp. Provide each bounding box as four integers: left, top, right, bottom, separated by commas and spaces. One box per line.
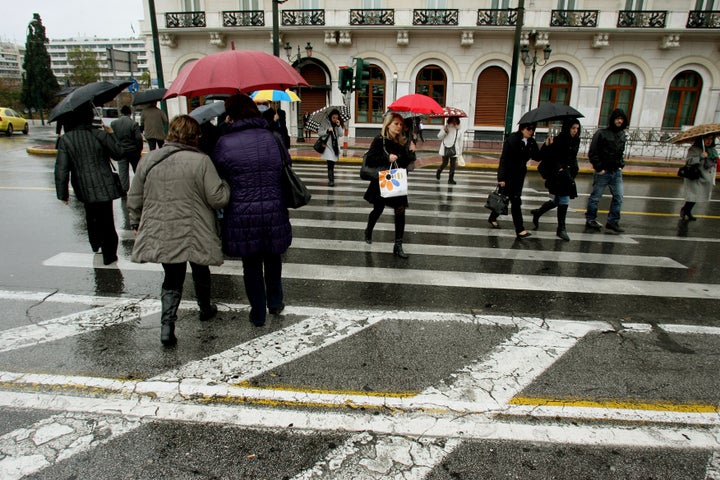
585, 169, 623, 224
551, 195, 570, 206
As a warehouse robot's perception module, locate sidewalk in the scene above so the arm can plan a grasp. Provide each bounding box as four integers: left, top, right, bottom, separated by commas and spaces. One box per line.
26, 124, 684, 178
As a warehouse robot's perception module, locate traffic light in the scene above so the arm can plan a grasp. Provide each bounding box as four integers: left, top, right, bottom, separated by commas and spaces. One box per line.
354, 58, 370, 91
338, 67, 353, 93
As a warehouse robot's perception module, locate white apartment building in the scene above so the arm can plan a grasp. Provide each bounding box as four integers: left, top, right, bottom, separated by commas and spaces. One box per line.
140, 0, 720, 141
0, 42, 23, 86
47, 37, 150, 85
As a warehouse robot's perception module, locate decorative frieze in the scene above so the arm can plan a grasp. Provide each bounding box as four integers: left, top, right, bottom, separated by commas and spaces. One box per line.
592, 33, 610, 48
660, 34, 680, 49
461, 31, 474, 46
397, 30, 409, 46
160, 33, 176, 48
209, 32, 226, 48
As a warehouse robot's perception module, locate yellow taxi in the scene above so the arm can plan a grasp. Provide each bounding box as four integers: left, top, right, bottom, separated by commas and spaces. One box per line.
0, 107, 29, 135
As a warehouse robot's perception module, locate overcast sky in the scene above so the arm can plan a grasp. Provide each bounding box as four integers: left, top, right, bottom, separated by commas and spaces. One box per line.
6, 0, 145, 44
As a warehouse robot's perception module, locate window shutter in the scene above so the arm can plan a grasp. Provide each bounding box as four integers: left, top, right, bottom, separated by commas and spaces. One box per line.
475, 67, 509, 127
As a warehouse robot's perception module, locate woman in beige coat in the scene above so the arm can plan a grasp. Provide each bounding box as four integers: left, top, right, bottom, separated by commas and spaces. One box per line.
128, 115, 230, 346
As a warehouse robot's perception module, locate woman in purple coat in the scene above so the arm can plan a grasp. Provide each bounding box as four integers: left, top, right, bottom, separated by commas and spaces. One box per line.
213, 94, 292, 327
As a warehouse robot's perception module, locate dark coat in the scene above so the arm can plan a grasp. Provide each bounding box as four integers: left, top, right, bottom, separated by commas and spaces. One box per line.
55, 125, 124, 203
497, 131, 540, 196
363, 134, 416, 207
588, 108, 628, 172
110, 115, 143, 161
212, 117, 292, 257
539, 131, 580, 198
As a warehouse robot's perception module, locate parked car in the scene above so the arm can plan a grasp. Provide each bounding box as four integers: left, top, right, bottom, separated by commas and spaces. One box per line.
0, 108, 29, 136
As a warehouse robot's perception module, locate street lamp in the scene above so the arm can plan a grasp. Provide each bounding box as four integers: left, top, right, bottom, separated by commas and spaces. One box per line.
284, 42, 313, 142
521, 34, 551, 112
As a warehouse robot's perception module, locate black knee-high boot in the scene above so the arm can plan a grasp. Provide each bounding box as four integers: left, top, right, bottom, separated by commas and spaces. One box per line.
681, 201, 696, 221
448, 158, 457, 184
531, 200, 557, 229
556, 204, 570, 241
160, 288, 182, 346
393, 208, 408, 258
327, 161, 335, 186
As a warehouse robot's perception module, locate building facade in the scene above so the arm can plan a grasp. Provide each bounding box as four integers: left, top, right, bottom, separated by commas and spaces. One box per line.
0, 42, 23, 87
140, 0, 720, 143
47, 37, 149, 85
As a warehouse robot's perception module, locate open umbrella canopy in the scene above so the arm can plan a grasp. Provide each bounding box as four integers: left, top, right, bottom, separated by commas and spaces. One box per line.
189, 102, 226, 125
132, 88, 168, 106
251, 89, 301, 103
429, 106, 467, 118
163, 50, 308, 99
518, 103, 584, 124
670, 123, 720, 144
388, 94, 443, 115
49, 80, 132, 123
304, 105, 351, 132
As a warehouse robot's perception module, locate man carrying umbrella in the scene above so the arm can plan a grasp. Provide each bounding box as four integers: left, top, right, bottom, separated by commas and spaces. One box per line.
584, 109, 628, 233
140, 102, 168, 151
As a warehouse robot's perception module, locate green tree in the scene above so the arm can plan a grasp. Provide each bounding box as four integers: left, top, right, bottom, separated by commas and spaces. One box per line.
0, 78, 22, 112
68, 48, 101, 86
21, 13, 59, 123
139, 70, 152, 89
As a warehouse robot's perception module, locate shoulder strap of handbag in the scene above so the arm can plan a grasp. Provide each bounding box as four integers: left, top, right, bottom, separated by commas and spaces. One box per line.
442, 128, 458, 148
271, 131, 291, 167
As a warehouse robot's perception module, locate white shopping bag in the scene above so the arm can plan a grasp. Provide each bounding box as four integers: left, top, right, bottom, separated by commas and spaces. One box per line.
378, 167, 408, 198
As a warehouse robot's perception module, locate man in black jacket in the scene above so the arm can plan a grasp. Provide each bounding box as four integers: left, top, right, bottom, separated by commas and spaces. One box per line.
585, 108, 628, 232
110, 105, 143, 193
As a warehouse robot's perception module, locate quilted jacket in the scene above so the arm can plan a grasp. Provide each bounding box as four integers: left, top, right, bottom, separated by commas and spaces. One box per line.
127, 142, 230, 266
212, 117, 292, 257
55, 125, 124, 203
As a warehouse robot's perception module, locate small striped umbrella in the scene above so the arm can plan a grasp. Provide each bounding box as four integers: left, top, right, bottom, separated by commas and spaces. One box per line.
250, 89, 301, 102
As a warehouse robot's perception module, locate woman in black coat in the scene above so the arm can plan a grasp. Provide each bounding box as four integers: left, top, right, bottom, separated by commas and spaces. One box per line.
533, 119, 581, 241
489, 122, 541, 238
363, 112, 416, 258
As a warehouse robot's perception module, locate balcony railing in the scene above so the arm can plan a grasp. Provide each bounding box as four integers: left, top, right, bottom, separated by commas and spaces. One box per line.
165, 11, 206, 28
412, 9, 459, 26
222, 10, 264, 27
349, 9, 394, 25
687, 10, 720, 28
282, 9, 325, 26
477, 9, 517, 27
617, 10, 667, 28
550, 9, 598, 27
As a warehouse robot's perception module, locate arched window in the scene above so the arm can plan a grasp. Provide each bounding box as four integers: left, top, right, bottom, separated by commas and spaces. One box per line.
474, 66, 508, 127
538, 67, 572, 106
415, 65, 446, 125
298, 62, 328, 118
355, 65, 385, 123
599, 69, 636, 126
662, 70, 702, 130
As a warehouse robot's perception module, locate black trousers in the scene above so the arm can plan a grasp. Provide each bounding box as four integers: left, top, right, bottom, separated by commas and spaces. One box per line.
161, 262, 211, 292
84, 201, 118, 264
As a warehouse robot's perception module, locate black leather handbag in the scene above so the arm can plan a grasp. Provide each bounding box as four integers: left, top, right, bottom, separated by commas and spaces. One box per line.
484, 186, 509, 215
273, 133, 311, 208
678, 162, 701, 180
313, 134, 327, 154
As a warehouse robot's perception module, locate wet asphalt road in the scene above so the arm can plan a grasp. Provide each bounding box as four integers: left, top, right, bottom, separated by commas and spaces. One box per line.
0, 124, 719, 479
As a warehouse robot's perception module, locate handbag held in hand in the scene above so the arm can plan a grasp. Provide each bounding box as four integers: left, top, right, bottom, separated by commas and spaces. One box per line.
378, 163, 408, 198
485, 186, 509, 215
677, 162, 701, 180
273, 133, 311, 208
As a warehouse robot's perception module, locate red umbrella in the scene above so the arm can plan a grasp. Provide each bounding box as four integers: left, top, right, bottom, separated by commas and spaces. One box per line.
388, 94, 444, 115
429, 106, 468, 118
164, 50, 308, 99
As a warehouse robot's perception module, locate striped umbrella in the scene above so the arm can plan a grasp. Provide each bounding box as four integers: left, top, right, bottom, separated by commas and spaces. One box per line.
250, 89, 301, 102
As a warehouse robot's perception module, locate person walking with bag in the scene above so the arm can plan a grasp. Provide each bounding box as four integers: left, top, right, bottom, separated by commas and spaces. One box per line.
362, 112, 416, 258
127, 115, 230, 346
54, 103, 125, 266
488, 122, 541, 238
111, 105, 143, 193
436, 116, 462, 184
213, 94, 293, 327
532, 119, 581, 241
319, 109, 344, 187
140, 101, 168, 151
680, 133, 718, 221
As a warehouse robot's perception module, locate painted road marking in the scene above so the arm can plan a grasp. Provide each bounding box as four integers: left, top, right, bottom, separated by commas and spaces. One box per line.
46, 253, 720, 299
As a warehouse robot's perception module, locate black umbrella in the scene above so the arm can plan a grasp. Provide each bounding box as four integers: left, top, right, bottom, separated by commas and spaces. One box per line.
49, 80, 132, 123
518, 103, 584, 124
189, 102, 226, 125
55, 86, 78, 97
132, 88, 168, 106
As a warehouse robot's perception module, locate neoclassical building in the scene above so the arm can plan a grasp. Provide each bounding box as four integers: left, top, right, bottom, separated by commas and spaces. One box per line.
140, 0, 720, 143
